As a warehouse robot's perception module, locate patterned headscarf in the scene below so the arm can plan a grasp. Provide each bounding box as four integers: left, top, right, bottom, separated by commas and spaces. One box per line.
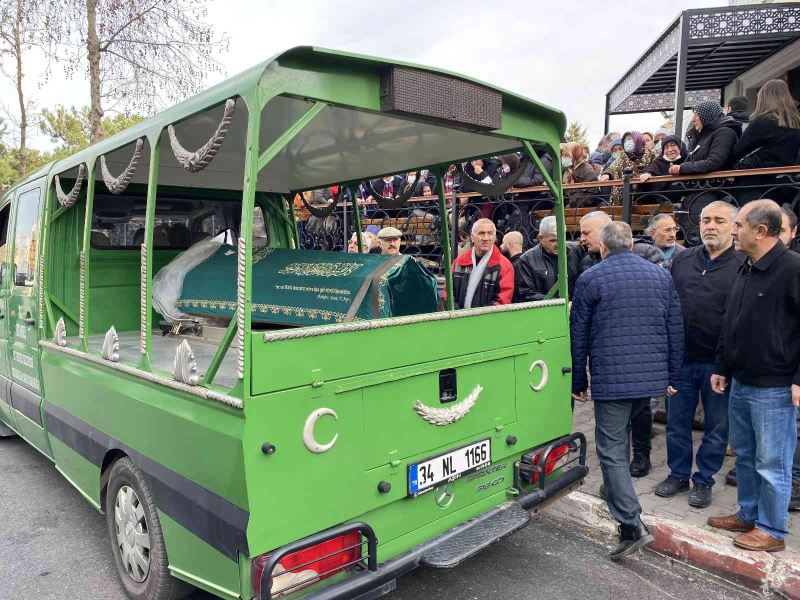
693, 101, 724, 127
622, 131, 645, 160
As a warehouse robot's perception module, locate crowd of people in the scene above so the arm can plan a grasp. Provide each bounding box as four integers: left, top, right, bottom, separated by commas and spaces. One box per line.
332, 78, 800, 563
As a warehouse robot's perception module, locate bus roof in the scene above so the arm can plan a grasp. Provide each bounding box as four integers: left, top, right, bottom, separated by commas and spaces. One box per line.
11, 46, 566, 191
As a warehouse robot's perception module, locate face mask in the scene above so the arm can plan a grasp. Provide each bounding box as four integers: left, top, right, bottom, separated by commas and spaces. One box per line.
667, 154, 681, 163
654, 141, 662, 154
612, 151, 621, 160
623, 140, 635, 153
407, 175, 416, 183
502, 164, 511, 174
561, 157, 573, 169
383, 177, 392, 183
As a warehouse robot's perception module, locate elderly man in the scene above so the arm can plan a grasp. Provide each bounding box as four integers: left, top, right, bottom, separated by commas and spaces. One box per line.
347, 231, 370, 253
578, 211, 662, 274
516, 216, 581, 302
780, 205, 798, 251
648, 213, 685, 268
655, 201, 741, 508
578, 211, 663, 478
451, 218, 514, 308
571, 221, 683, 560
708, 200, 800, 552
500, 230, 524, 302
377, 227, 402, 255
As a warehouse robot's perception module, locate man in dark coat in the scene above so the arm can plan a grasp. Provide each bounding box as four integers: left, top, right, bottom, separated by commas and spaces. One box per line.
726, 96, 750, 132
708, 200, 800, 553
672, 101, 740, 176
571, 221, 683, 561
450, 218, 514, 308
647, 213, 686, 269
516, 216, 581, 301
654, 201, 741, 508
577, 211, 662, 273
500, 230, 524, 302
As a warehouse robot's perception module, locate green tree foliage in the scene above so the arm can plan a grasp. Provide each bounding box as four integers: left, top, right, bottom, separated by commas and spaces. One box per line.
564, 121, 589, 147
0, 105, 144, 187
40, 105, 144, 158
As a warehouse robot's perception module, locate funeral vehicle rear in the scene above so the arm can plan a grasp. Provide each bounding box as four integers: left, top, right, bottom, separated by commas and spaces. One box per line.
0, 46, 586, 600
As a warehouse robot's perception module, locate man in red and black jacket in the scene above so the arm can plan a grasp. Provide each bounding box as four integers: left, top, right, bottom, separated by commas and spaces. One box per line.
450, 218, 514, 308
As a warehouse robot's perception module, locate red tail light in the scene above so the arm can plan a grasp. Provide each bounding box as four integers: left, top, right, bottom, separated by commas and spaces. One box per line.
252, 532, 362, 598
528, 443, 569, 484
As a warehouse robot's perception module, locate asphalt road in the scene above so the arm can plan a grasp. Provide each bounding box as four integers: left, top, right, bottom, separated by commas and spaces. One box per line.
1, 436, 756, 600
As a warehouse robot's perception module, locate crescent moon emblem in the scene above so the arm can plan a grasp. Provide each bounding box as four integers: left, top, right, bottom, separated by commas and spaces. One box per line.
303, 408, 339, 453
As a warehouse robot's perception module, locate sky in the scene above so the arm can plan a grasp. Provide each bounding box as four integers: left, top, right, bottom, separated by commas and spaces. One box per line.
0, 0, 724, 151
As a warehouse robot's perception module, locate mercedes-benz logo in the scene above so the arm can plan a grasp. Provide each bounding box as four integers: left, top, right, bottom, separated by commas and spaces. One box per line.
434, 482, 455, 508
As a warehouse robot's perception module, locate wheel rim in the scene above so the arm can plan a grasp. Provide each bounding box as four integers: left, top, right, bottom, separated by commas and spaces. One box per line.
114, 485, 151, 583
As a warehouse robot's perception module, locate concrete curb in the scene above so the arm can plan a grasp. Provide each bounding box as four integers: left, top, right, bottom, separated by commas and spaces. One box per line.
551, 490, 800, 598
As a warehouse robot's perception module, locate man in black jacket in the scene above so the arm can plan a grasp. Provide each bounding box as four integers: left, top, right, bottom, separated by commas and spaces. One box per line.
708, 200, 800, 553
726, 96, 750, 132
578, 211, 663, 274
500, 230, 524, 302
654, 201, 741, 508
516, 216, 581, 301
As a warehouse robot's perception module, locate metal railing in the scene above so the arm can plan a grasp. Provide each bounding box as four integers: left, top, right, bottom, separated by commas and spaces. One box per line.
297, 166, 800, 275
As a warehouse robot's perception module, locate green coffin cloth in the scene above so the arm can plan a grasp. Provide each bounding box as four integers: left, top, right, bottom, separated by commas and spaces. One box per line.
175, 246, 438, 326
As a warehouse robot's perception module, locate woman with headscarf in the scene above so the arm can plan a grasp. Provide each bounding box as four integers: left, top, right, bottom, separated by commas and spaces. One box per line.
638, 135, 687, 201
671, 100, 740, 176
561, 142, 600, 208
598, 131, 655, 205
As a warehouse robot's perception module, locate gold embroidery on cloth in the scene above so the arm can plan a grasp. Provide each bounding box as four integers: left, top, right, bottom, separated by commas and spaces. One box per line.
176, 298, 348, 323
278, 262, 363, 278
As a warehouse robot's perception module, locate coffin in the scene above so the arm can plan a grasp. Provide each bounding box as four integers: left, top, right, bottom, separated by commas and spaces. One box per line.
174, 246, 438, 326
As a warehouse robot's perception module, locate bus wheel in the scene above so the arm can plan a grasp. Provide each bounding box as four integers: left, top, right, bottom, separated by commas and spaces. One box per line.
105, 457, 193, 600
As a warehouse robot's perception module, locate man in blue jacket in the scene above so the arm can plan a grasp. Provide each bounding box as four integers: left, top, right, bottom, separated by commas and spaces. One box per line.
571, 221, 684, 561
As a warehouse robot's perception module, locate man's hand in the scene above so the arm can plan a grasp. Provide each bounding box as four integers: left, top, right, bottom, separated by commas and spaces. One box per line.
792, 384, 800, 407
572, 391, 588, 403
668, 164, 681, 176
710, 374, 727, 394
666, 386, 677, 396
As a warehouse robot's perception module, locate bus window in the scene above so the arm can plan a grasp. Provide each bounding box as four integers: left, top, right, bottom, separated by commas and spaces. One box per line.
12, 188, 41, 287
0, 203, 10, 285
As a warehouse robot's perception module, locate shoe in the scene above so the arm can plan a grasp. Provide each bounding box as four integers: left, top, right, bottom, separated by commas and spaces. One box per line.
610, 521, 654, 561
630, 453, 651, 478
599, 484, 607, 500
733, 529, 785, 552
688, 482, 712, 508
707, 513, 754, 533
725, 467, 737, 487
791, 481, 800, 511
654, 475, 690, 498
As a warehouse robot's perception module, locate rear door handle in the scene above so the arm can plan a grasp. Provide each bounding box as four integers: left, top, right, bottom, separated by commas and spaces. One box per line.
22, 317, 35, 325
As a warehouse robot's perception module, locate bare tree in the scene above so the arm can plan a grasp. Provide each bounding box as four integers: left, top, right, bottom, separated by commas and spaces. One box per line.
0, 0, 48, 175
56, 0, 227, 143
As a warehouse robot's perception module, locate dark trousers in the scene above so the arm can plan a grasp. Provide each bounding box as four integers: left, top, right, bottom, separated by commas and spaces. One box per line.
630, 401, 652, 457
595, 399, 648, 528
667, 361, 729, 487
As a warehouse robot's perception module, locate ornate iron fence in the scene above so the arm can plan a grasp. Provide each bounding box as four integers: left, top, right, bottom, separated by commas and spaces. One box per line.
297, 166, 800, 275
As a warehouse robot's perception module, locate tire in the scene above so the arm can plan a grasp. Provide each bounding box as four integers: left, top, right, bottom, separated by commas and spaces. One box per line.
105, 457, 194, 600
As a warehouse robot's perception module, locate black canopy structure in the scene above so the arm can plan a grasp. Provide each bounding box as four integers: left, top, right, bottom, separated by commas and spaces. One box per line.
604, 2, 800, 132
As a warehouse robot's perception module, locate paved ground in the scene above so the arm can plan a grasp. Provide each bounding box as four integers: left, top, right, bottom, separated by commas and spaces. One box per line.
571, 399, 800, 550
1, 435, 756, 600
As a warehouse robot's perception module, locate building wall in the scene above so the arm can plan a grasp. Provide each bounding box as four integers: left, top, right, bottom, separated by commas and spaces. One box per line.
724, 37, 800, 107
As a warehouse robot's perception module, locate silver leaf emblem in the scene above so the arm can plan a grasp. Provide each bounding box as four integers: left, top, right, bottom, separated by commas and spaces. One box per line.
413, 385, 483, 426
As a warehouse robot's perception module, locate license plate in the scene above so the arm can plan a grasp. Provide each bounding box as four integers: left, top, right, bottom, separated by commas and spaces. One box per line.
408, 439, 491, 496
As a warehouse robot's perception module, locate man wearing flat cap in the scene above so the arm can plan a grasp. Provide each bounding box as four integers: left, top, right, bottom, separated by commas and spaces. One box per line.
378, 227, 403, 255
